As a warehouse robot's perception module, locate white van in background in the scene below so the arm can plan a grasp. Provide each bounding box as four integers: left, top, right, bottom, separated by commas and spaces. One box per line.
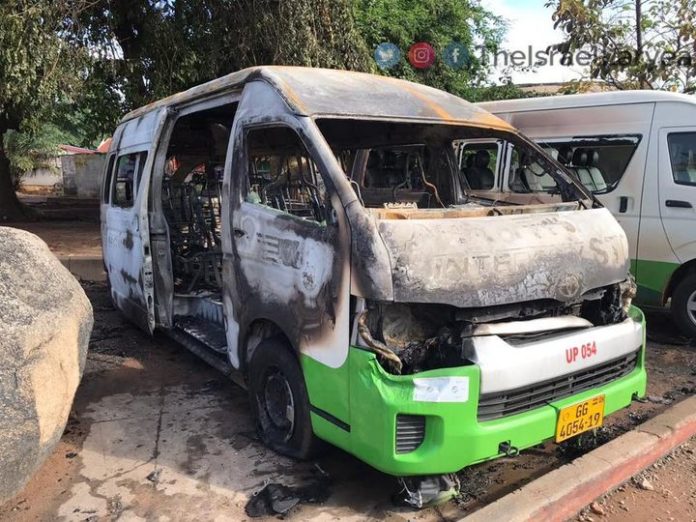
476, 91, 696, 336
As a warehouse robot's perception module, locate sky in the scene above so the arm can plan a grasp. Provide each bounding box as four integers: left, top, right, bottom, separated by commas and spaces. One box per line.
485, 0, 585, 84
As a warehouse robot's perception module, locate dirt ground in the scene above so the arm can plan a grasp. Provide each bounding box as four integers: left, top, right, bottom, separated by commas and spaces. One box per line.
1, 282, 694, 522
7, 221, 102, 258
575, 436, 696, 522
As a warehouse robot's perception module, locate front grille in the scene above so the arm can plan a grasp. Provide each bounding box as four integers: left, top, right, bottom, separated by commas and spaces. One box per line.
395, 414, 426, 454
478, 351, 639, 421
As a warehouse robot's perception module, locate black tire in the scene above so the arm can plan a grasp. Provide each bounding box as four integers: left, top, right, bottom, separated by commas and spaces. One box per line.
671, 273, 696, 338
248, 337, 321, 459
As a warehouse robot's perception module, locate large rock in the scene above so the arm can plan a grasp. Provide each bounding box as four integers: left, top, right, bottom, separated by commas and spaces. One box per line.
0, 227, 93, 503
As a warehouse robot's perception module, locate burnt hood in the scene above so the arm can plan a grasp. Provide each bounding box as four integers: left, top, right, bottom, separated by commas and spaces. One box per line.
375, 207, 629, 308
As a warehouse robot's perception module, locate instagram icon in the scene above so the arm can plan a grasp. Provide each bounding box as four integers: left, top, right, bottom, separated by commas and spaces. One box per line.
408, 42, 436, 69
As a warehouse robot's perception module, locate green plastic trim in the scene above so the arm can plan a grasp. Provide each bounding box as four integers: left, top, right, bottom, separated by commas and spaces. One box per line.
301, 306, 647, 476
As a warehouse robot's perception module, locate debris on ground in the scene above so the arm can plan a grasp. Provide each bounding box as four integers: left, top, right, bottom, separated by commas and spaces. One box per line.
636, 477, 654, 491
455, 467, 492, 504
245, 481, 331, 517
392, 474, 459, 509
576, 438, 696, 521
146, 470, 161, 484
557, 426, 625, 459
590, 501, 605, 515
627, 411, 648, 424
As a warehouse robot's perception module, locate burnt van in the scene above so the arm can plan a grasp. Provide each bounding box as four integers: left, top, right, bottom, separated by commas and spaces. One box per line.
101, 67, 646, 492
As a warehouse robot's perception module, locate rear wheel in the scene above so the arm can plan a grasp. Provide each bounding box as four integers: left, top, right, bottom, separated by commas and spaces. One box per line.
248, 337, 321, 459
671, 273, 696, 338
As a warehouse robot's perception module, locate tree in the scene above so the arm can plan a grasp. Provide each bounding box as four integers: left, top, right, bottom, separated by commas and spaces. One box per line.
0, 1, 87, 220
353, 0, 513, 100
74, 0, 371, 118
547, 0, 696, 92
4, 124, 76, 186
77, 0, 514, 123
1, 0, 519, 219
1, 0, 372, 218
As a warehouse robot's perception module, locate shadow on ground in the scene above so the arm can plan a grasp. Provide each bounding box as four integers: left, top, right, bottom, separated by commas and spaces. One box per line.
1, 284, 694, 521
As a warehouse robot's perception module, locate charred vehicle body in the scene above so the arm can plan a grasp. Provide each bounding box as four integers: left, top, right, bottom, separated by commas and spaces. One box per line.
101, 67, 647, 484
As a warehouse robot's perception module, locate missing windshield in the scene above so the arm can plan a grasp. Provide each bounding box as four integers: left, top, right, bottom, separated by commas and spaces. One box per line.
316, 118, 589, 209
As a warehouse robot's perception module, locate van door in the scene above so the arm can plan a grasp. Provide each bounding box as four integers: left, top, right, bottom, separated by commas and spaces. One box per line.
658, 128, 696, 263
103, 109, 168, 332
227, 122, 348, 365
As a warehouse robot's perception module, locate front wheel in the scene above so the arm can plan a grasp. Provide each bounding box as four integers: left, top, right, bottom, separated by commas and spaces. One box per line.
248, 337, 321, 459
671, 273, 696, 338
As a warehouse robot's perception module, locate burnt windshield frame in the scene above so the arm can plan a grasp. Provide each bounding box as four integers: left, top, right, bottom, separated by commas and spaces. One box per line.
315, 117, 594, 207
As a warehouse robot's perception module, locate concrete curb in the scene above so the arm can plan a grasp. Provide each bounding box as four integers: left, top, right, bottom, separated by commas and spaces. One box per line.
462, 395, 696, 522
59, 255, 105, 282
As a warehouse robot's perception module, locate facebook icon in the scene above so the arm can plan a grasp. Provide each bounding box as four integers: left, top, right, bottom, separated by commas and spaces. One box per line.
443, 42, 469, 70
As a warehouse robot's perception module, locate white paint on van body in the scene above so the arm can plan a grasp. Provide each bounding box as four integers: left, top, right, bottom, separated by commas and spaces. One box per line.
480, 91, 696, 305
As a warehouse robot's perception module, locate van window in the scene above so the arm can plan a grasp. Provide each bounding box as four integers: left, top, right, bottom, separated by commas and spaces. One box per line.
537, 136, 641, 194
508, 143, 558, 193
246, 126, 327, 223
102, 154, 115, 203
355, 145, 450, 207
667, 132, 696, 186
112, 152, 147, 207
457, 142, 498, 190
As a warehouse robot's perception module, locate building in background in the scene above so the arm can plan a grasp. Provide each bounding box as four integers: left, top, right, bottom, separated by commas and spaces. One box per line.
20, 144, 106, 199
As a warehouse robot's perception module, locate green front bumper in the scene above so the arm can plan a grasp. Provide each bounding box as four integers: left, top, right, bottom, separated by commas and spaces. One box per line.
302, 308, 647, 477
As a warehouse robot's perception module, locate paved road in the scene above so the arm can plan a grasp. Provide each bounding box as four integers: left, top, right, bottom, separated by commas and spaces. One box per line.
0, 283, 694, 521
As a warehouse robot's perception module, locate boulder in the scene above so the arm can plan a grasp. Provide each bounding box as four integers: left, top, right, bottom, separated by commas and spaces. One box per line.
0, 227, 93, 504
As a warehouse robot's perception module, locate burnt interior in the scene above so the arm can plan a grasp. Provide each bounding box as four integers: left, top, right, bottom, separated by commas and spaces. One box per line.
161, 105, 236, 294
361, 281, 631, 375
317, 118, 591, 208
246, 126, 327, 223
159, 104, 237, 351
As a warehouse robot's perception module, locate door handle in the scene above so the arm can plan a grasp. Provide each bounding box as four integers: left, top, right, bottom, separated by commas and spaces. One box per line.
618, 196, 628, 213
233, 227, 247, 238
665, 200, 693, 208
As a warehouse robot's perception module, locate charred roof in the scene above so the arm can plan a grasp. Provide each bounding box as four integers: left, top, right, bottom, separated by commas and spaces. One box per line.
121, 66, 513, 131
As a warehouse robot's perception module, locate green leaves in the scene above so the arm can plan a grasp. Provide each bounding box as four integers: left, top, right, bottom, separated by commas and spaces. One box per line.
353, 0, 507, 97
0, 1, 87, 133
1, 0, 519, 153
3, 123, 74, 178
548, 0, 696, 92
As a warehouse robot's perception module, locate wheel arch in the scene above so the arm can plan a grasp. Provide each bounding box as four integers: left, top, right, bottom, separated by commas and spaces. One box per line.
239, 318, 297, 377
663, 258, 696, 304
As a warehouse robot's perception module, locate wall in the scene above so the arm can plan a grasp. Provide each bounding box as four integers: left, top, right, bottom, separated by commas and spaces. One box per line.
61, 154, 106, 198
20, 157, 63, 194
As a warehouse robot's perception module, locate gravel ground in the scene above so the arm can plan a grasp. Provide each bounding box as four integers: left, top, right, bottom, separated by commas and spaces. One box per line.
575, 436, 696, 522
0, 282, 694, 521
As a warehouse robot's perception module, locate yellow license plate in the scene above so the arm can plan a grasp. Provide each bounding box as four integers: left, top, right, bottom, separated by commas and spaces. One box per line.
555, 395, 605, 443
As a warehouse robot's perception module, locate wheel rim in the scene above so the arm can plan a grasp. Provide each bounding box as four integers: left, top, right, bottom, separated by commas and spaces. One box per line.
262, 369, 295, 442
687, 289, 696, 326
